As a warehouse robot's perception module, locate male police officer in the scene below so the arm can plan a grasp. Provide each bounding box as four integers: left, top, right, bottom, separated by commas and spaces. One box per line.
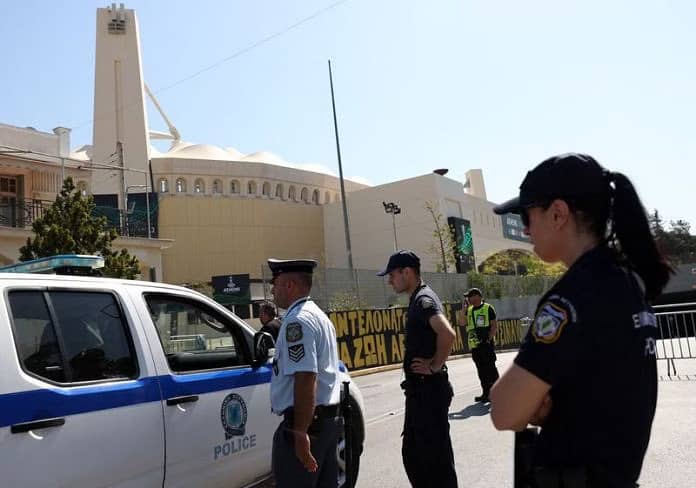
378, 250, 458, 488
268, 258, 341, 488
463, 288, 499, 403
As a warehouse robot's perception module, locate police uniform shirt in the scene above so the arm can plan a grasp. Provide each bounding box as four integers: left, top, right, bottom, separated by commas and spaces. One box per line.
514, 246, 658, 483
404, 283, 444, 372
270, 298, 341, 414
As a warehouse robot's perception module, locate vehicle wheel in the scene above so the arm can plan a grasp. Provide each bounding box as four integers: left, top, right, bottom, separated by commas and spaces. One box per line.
337, 396, 363, 488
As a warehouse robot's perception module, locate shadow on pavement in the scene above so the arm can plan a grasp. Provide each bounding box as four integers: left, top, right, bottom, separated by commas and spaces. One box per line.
448, 402, 491, 420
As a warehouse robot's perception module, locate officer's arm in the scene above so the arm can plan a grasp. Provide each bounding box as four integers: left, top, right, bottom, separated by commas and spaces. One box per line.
489, 363, 550, 431
293, 372, 317, 433
428, 313, 456, 370
489, 319, 498, 339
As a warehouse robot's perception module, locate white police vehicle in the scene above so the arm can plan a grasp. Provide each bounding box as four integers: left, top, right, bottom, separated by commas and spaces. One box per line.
0, 255, 364, 487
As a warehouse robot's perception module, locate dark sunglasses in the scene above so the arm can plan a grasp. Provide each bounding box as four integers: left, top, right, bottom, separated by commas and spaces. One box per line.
520, 202, 551, 227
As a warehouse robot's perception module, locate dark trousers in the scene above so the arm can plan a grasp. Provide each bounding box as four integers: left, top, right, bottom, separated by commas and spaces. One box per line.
471, 342, 500, 395
272, 416, 338, 488
401, 373, 458, 488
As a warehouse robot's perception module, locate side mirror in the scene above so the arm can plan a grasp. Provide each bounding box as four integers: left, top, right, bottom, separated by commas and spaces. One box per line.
252, 331, 275, 368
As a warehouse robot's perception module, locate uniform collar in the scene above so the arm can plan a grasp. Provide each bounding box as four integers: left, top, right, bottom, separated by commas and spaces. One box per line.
285, 296, 311, 316
408, 281, 427, 305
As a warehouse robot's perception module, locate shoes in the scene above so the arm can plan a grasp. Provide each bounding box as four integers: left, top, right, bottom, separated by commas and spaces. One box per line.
474, 394, 490, 403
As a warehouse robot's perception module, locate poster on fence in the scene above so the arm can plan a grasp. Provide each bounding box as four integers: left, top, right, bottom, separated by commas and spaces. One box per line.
328, 303, 525, 372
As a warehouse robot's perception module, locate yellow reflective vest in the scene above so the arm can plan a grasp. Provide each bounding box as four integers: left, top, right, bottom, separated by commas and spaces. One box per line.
466, 303, 491, 349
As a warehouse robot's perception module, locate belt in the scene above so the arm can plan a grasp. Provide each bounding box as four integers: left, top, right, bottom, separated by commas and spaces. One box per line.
404, 364, 449, 381
283, 404, 339, 422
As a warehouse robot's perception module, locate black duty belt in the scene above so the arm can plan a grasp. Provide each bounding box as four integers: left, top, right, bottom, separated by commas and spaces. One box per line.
283, 404, 339, 423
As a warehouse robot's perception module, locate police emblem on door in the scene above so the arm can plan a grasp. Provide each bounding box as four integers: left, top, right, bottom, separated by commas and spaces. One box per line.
221, 393, 248, 439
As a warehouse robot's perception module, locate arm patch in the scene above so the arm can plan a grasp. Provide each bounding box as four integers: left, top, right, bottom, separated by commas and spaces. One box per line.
532, 301, 570, 344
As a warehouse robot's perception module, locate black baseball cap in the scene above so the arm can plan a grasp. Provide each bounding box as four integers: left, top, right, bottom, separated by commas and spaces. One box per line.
377, 250, 421, 276
465, 288, 482, 298
493, 153, 608, 215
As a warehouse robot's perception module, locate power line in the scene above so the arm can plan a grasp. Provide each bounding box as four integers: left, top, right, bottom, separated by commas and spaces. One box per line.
71, 0, 352, 132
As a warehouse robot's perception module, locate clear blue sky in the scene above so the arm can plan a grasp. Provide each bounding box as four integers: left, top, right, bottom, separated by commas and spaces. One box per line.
2, 0, 694, 229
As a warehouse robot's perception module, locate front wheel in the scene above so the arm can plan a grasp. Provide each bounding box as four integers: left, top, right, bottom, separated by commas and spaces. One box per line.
337, 396, 363, 488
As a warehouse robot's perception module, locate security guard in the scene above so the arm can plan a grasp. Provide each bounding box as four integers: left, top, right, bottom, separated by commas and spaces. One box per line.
378, 250, 458, 488
268, 258, 341, 488
489, 153, 673, 487
463, 288, 500, 402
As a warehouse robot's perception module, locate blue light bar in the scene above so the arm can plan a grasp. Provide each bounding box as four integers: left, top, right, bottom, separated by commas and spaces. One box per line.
0, 255, 105, 274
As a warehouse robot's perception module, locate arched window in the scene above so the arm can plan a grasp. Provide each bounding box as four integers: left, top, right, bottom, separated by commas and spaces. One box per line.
176, 178, 186, 193
300, 188, 309, 203
334, 193, 340, 203
275, 184, 284, 199
158, 178, 168, 193
194, 178, 205, 193
325, 191, 331, 204
312, 189, 319, 204
230, 180, 240, 194
262, 182, 271, 197
288, 186, 297, 201
212, 179, 222, 194
248, 180, 257, 195
76, 180, 88, 196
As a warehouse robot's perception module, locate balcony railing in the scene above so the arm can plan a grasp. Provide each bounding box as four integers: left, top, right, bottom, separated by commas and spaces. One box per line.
0, 199, 157, 238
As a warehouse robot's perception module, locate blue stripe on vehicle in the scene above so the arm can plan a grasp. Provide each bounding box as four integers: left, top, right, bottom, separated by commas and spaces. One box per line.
0, 365, 273, 428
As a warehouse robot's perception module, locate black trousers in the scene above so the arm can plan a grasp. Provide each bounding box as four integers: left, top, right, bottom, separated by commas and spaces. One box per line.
471, 342, 500, 395
272, 416, 338, 488
401, 373, 458, 488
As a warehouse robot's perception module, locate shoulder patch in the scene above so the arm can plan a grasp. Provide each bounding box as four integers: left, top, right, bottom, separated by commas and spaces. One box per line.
420, 297, 435, 309
532, 301, 570, 344
288, 344, 305, 362
286, 322, 303, 342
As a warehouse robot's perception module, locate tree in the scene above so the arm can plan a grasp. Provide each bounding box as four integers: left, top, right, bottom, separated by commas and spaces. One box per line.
648, 210, 696, 264
19, 177, 141, 279
424, 201, 457, 273
478, 249, 565, 277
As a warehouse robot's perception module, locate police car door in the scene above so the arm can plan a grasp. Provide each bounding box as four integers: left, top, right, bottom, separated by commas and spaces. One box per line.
0, 285, 165, 488
138, 292, 278, 488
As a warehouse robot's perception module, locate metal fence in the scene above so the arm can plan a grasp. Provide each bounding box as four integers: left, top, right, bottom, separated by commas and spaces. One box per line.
654, 303, 696, 377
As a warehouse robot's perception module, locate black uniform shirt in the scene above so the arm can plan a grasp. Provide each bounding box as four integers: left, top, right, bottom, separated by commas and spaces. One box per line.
404, 283, 444, 372
515, 246, 658, 483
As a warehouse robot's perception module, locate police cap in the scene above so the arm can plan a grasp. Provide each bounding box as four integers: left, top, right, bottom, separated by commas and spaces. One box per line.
377, 250, 420, 276
267, 258, 317, 279
493, 153, 608, 215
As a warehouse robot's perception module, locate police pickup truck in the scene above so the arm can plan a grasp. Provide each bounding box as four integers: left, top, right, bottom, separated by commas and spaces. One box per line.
0, 256, 364, 487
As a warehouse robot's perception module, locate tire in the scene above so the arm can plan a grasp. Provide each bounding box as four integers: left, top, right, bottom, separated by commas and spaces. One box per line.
337, 396, 364, 488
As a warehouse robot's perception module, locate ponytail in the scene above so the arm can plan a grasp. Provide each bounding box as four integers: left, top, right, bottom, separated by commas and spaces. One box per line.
608, 172, 674, 300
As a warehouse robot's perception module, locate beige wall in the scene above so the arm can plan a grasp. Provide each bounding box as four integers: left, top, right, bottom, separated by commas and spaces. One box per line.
323, 173, 533, 272
158, 194, 326, 284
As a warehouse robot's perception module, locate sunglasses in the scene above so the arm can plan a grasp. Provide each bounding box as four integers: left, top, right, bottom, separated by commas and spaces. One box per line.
520, 202, 551, 227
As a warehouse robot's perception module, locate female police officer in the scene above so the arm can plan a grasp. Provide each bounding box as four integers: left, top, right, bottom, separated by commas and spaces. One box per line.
489, 153, 673, 488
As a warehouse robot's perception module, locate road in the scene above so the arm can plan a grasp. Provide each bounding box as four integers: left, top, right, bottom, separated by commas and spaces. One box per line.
353, 353, 696, 488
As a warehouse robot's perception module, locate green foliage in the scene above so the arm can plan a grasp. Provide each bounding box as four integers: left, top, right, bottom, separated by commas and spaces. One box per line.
649, 210, 696, 264
19, 177, 141, 279
478, 249, 565, 277
326, 290, 369, 312
424, 201, 457, 273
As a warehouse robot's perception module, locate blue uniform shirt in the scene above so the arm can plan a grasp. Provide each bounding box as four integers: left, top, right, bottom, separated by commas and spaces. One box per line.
270, 297, 341, 414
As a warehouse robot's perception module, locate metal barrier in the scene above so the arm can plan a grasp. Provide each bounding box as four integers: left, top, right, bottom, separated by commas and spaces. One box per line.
654, 303, 696, 376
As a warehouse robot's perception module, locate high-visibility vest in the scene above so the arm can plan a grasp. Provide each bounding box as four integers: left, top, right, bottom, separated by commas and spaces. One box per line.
466, 303, 491, 349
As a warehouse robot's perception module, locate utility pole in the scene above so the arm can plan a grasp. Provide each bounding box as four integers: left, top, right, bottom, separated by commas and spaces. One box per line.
328, 60, 355, 274
117, 141, 127, 235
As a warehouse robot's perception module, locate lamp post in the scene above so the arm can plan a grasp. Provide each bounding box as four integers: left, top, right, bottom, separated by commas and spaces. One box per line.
382, 201, 401, 251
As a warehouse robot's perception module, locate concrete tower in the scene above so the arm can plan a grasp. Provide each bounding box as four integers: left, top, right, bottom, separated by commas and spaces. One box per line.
91, 3, 151, 208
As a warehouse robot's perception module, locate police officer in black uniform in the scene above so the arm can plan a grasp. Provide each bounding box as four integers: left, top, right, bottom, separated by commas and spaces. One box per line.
378, 250, 458, 488
489, 153, 673, 488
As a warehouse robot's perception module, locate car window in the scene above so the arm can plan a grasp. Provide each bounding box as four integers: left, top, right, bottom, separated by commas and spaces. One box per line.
9, 290, 137, 383
144, 294, 249, 372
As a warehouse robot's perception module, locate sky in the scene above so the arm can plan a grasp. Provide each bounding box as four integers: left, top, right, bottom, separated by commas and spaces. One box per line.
2, 0, 695, 229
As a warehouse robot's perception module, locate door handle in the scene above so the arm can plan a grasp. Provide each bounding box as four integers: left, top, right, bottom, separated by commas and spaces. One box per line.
166, 395, 199, 406
11, 417, 65, 434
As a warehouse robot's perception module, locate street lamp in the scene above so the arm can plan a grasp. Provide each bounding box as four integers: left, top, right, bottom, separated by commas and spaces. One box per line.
125, 183, 151, 239
382, 201, 401, 251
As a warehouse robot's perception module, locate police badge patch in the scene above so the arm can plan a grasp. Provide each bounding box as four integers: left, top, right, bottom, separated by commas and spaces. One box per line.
533, 301, 569, 344
286, 323, 303, 342
288, 344, 305, 362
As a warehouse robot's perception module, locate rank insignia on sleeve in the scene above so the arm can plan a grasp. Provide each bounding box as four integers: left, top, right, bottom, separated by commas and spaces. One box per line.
288, 344, 305, 362
286, 323, 303, 342
533, 301, 569, 344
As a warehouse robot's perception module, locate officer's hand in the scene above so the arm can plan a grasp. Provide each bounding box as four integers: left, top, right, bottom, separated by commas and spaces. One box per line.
294, 431, 318, 472
529, 394, 553, 426
411, 357, 434, 375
